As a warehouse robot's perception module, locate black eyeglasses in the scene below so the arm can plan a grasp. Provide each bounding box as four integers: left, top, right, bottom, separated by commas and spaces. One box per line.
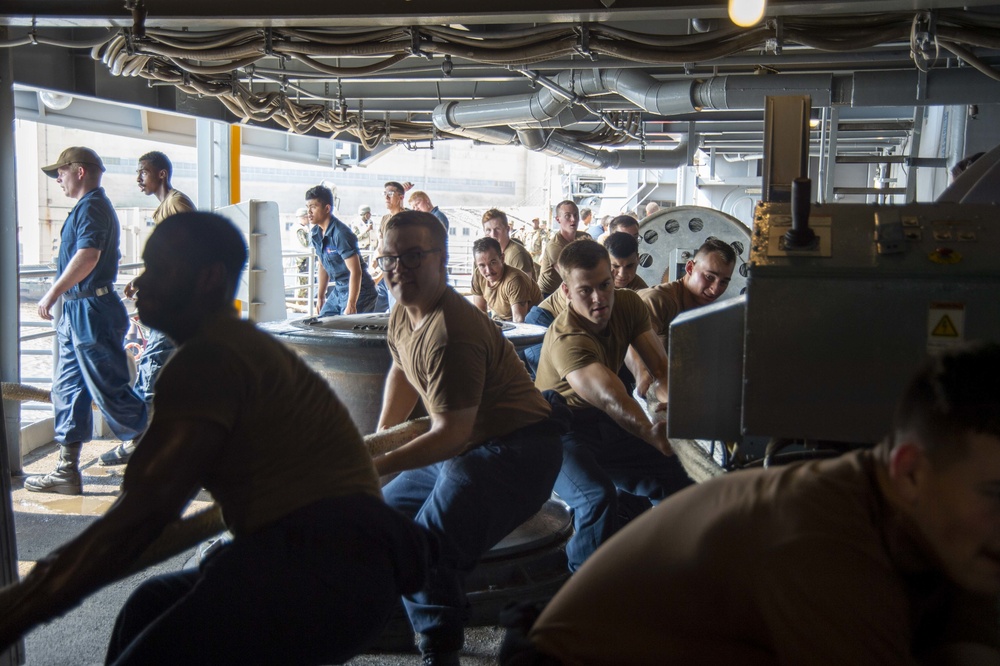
376, 248, 442, 271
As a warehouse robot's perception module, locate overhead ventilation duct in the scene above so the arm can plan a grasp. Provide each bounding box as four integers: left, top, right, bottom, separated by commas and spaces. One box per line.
509, 106, 591, 130
433, 67, 1000, 169
570, 69, 698, 116
432, 69, 698, 131
440, 125, 518, 146
516, 129, 688, 170
432, 68, 698, 168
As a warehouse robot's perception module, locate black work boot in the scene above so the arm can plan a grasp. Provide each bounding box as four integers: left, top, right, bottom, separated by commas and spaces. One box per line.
24, 444, 83, 495
418, 630, 463, 666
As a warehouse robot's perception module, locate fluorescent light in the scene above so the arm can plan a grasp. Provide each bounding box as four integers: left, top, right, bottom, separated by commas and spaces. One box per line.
729, 0, 767, 27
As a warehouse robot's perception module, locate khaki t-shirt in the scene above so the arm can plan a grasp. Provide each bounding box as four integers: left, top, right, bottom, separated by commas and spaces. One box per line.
148, 313, 380, 537
505, 239, 536, 282
534, 289, 651, 408
471, 265, 542, 321
379, 212, 393, 237
388, 287, 550, 448
537, 231, 591, 295
625, 274, 649, 290
152, 188, 195, 224
537, 288, 568, 319
638, 278, 697, 350
531, 448, 1000, 664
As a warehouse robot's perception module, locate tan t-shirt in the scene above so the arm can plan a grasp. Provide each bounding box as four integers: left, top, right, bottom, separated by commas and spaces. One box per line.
471, 265, 542, 321
638, 278, 697, 350
625, 274, 649, 290
534, 289, 651, 408
152, 188, 195, 224
531, 448, 1000, 664
379, 212, 393, 237
537, 288, 568, 319
537, 230, 591, 295
148, 313, 380, 537
504, 239, 536, 282
388, 287, 550, 448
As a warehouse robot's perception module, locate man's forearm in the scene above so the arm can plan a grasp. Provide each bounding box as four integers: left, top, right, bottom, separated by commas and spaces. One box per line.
317, 267, 329, 307
601, 394, 658, 445
346, 265, 361, 311
378, 365, 420, 431
49, 249, 101, 298
0, 501, 165, 651
511, 301, 530, 323
373, 427, 467, 476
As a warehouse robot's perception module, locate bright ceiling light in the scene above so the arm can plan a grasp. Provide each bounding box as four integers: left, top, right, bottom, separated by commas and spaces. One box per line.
39, 91, 73, 111
729, 0, 767, 27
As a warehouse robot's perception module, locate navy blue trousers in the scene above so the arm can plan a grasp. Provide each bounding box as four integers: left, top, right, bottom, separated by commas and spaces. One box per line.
381, 418, 563, 652
555, 407, 693, 571
522, 306, 555, 379
134, 329, 174, 404
106, 494, 433, 666
319, 281, 379, 317
53, 294, 147, 444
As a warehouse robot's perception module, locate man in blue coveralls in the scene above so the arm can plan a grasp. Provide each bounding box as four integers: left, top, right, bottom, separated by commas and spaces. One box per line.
25, 147, 148, 495
305, 184, 378, 317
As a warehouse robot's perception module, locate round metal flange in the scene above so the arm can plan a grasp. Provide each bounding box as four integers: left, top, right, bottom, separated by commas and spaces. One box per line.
636, 206, 752, 296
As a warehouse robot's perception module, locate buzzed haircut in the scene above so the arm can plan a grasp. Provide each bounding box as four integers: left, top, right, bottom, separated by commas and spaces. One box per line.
473, 237, 502, 257
138, 151, 173, 180
385, 181, 405, 195
558, 239, 609, 274
305, 184, 334, 208
610, 215, 639, 233
482, 208, 509, 228
555, 200, 579, 216
604, 231, 639, 260
157, 212, 248, 297
695, 236, 737, 266
409, 190, 430, 204
893, 342, 1000, 462
385, 210, 448, 258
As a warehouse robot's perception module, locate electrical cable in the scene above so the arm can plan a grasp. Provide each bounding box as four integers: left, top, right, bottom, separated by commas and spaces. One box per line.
11, 10, 992, 147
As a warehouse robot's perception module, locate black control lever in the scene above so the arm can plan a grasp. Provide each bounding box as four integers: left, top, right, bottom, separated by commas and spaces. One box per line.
783, 177, 817, 249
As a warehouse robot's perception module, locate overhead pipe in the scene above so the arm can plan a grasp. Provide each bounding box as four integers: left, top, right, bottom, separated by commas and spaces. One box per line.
436, 67, 1000, 169
432, 68, 697, 131
437, 68, 1000, 138
516, 128, 689, 170
568, 69, 698, 116
432, 89, 570, 131
437, 124, 518, 146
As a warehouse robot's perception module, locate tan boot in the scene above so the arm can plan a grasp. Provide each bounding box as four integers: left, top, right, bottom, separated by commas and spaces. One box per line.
24, 444, 83, 495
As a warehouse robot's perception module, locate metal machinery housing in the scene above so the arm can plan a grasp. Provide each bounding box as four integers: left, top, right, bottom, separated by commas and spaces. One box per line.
667, 201, 1000, 452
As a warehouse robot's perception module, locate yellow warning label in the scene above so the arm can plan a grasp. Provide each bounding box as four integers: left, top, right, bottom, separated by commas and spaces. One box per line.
931, 315, 959, 337
927, 302, 965, 351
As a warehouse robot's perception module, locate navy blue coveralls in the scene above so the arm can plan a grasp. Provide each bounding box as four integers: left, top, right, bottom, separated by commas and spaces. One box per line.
309, 215, 378, 316
53, 188, 148, 445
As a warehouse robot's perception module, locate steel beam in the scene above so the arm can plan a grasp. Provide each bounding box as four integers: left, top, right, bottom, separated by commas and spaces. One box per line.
2, 0, 998, 27
0, 28, 24, 666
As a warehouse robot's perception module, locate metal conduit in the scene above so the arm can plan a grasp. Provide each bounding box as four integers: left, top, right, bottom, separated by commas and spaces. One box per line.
434, 66, 1000, 169
516, 128, 689, 169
